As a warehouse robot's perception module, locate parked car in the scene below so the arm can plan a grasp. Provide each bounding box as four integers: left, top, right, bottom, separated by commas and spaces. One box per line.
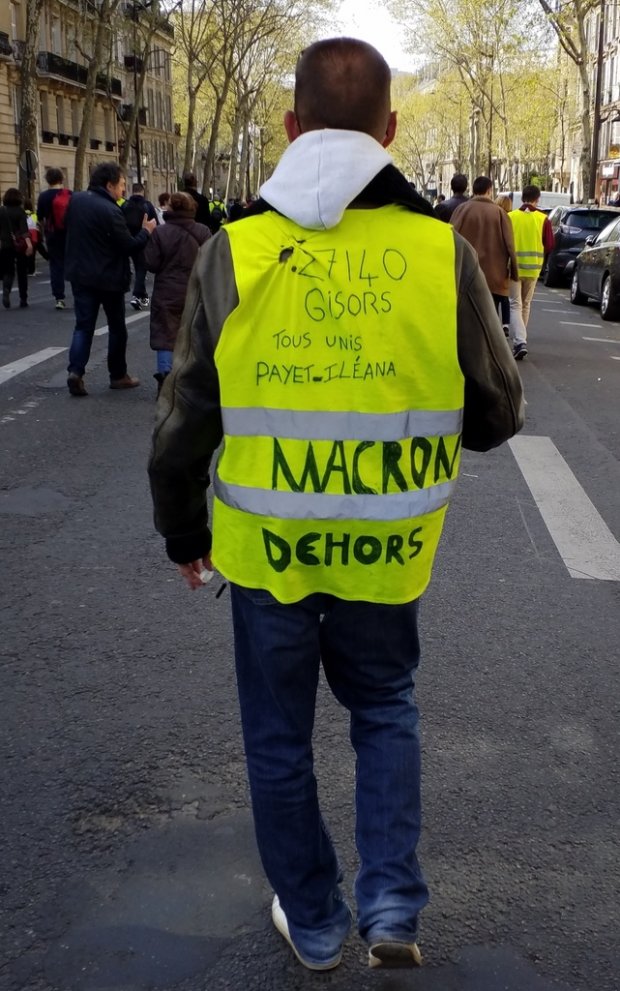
569, 215, 620, 321
542, 205, 620, 286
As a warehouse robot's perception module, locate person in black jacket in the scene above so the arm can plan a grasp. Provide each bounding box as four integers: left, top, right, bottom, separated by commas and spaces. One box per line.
0, 188, 33, 308
434, 173, 469, 222
64, 161, 157, 397
182, 172, 212, 229
121, 182, 158, 310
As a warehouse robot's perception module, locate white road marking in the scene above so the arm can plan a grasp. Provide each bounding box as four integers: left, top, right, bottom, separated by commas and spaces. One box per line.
0, 311, 149, 386
542, 308, 572, 312
0, 348, 66, 386
560, 321, 600, 328
612, 356, 620, 361
94, 310, 148, 336
582, 337, 620, 344
509, 435, 620, 581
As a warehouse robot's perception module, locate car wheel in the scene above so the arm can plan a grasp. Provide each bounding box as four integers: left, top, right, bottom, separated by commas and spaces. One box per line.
570, 269, 587, 305
543, 261, 561, 287
600, 274, 620, 321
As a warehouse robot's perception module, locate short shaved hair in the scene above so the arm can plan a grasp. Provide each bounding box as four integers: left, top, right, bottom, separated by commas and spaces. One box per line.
294, 37, 391, 137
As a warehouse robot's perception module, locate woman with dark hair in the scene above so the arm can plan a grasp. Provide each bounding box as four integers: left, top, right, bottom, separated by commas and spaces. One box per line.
0, 187, 32, 308
144, 191, 210, 395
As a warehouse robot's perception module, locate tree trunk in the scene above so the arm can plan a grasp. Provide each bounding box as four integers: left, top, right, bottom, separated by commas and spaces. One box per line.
19, 0, 45, 200
578, 61, 592, 201
225, 110, 242, 201
201, 83, 230, 194
238, 115, 251, 200
182, 89, 198, 175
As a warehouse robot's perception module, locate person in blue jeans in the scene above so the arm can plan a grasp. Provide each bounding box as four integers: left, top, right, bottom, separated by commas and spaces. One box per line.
63, 162, 156, 397
149, 38, 523, 972
37, 167, 71, 309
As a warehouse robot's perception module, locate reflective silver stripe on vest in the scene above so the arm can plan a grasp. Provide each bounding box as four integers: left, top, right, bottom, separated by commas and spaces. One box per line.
221, 407, 463, 441
518, 263, 543, 270
516, 251, 544, 258
214, 474, 456, 521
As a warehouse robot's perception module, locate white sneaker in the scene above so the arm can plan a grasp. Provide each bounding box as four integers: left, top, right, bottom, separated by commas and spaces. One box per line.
139, 296, 150, 310
271, 895, 344, 971
129, 297, 140, 311
368, 939, 423, 969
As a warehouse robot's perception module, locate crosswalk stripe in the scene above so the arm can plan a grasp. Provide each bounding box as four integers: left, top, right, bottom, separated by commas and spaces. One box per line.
0, 311, 149, 386
509, 436, 620, 582
0, 348, 66, 386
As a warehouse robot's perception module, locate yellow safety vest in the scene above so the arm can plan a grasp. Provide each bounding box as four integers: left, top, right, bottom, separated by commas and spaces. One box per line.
211, 205, 464, 604
509, 208, 546, 279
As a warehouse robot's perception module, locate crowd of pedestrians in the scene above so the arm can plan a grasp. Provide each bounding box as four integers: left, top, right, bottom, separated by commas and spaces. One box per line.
434, 174, 554, 359
0, 164, 238, 397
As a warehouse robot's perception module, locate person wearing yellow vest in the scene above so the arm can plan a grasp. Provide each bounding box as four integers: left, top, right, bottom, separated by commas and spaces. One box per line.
508, 185, 555, 360
149, 38, 524, 974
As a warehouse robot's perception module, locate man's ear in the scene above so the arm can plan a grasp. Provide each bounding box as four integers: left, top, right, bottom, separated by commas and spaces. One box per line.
382, 111, 397, 148
284, 110, 301, 144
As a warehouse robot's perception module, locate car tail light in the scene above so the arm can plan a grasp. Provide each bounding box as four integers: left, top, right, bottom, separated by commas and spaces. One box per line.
560, 223, 583, 234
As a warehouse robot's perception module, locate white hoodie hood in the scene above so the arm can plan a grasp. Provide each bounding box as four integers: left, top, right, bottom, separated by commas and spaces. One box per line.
259, 129, 393, 231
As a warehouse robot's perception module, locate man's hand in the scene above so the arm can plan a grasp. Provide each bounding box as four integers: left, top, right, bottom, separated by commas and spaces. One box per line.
142, 214, 157, 234
177, 555, 213, 590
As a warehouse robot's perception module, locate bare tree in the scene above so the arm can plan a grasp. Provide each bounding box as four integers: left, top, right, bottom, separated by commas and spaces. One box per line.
538, 0, 601, 197
175, 0, 222, 176
72, 0, 123, 191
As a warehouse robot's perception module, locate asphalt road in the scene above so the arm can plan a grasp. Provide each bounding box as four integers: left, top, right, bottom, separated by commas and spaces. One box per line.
1, 268, 619, 991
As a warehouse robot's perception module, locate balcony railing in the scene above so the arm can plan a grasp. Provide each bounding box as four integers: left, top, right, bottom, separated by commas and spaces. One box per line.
36, 52, 123, 97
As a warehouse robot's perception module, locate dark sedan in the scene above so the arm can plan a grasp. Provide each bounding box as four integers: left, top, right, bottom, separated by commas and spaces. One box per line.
569, 215, 620, 321
542, 205, 620, 286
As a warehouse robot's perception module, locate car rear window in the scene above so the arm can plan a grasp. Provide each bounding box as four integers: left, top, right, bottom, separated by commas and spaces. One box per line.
565, 211, 620, 230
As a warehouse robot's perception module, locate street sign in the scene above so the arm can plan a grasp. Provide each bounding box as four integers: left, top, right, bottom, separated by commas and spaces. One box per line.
19, 149, 38, 177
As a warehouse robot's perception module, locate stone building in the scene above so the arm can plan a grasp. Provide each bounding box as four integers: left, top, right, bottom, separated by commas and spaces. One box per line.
0, 0, 179, 200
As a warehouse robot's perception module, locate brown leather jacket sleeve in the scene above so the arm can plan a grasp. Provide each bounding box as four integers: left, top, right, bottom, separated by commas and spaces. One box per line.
454, 232, 524, 451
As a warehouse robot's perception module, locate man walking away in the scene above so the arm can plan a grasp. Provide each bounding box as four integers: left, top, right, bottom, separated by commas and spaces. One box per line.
36, 167, 71, 309
122, 183, 158, 310
149, 37, 523, 973
64, 162, 156, 397
508, 184, 554, 360
434, 173, 469, 222
451, 176, 518, 337
182, 172, 211, 229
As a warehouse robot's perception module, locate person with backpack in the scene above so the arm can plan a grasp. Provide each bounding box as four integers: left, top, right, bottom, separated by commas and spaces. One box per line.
121, 182, 158, 310
208, 194, 227, 233
37, 167, 71, 310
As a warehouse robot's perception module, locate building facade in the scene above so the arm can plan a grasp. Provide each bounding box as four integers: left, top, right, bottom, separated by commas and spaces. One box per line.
0, 0, 179, 200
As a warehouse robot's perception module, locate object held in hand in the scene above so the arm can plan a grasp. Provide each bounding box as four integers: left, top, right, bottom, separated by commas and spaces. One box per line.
199, 569, 214, 585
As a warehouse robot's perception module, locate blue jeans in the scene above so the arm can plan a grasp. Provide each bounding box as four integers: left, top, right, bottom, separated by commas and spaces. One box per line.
156, 349, 173, 374
47, 232, 65, 301
230, 585, 428, 955
68, 285, 128, 379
